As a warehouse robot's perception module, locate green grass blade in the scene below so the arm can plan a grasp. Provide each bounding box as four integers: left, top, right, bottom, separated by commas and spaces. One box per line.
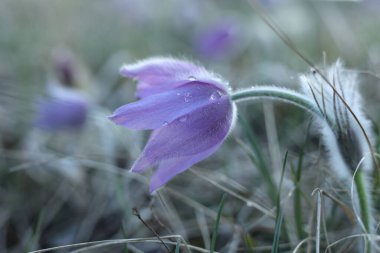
271, 208, 284, 253
244, 234, 255, 253
293, 161, 305, 240
175, 237, 181, 253
238, 115, 277, 202
271, 152, 288, 253
210, 194, 227, 253
292, 122, 311, 240
24, 208, 46, 252
116, 176, 130, 253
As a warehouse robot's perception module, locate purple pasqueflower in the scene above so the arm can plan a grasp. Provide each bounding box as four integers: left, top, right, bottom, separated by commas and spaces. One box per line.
194, 21, 237, 59
35, 99, 87, 130
109, 57, 236, 192
35, 85, 88, 130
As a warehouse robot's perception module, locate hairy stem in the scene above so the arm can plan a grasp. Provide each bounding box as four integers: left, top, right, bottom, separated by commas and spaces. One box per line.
231, 86, 335, 125
231, 86, 319, 114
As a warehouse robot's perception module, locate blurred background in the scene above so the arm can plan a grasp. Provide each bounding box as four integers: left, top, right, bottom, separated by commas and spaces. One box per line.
0, 0, 380, 252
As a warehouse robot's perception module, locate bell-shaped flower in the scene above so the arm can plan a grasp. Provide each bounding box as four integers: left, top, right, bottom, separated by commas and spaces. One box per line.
194, 21, 238, 59
109, 57, 236, 192
35, 83, 88, 130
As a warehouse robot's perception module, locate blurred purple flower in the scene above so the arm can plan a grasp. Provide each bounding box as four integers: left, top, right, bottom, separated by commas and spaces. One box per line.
194, 21, 237, 59
35, 85, 88, 130
109, 57, 236, 192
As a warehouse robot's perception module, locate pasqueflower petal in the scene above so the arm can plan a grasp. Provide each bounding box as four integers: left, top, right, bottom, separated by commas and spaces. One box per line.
130, 96, 233, 191
108, 82, 225, 130
120, 57, 226, 98
149, 144, 221, 193
110, 57, 235, 192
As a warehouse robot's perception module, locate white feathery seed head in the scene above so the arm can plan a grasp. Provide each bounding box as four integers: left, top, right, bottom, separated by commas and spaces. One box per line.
299, 60, 375, 178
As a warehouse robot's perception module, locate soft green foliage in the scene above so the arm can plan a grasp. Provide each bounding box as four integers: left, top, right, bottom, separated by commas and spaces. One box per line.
210, 194, 226, 253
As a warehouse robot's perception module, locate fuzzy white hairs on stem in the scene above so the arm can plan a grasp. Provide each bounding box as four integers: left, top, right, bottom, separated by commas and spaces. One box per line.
299, 60, 375, 179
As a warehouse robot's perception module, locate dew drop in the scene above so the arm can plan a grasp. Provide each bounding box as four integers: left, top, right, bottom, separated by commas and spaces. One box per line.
188, 76, 197, 81
209, 91, 222, 100
246, 201, 255, 207
184, 92, 191, 102
162, 121, 169, 126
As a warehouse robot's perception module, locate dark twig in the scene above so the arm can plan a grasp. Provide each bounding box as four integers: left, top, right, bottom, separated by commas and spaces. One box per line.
132, 207, 172, 253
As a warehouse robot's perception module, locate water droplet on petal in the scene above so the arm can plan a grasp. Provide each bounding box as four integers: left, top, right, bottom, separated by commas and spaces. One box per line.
162, 121, 168, 126
188, 76, 197, 81
184, 92, 192, 102
179, 116, 188, 122
209, 90, 222, 100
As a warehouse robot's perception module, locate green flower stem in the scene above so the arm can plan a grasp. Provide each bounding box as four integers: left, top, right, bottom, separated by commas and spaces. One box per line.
231, 87, 373, 250
232, 86, 335, 128
355, 170, 372, 252
231, 86, 322, 117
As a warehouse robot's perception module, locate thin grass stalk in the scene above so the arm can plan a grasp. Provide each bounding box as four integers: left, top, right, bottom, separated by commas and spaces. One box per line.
238, 115, 277, 202
292, 122, 311, 241
355, 171, 371, 233
271, 152, 288, 253
292, 160, 305, 241
354, 170, 372, 253
244, 234, 255, 253
210, 194, 227, 253
311, 189, 322, 253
